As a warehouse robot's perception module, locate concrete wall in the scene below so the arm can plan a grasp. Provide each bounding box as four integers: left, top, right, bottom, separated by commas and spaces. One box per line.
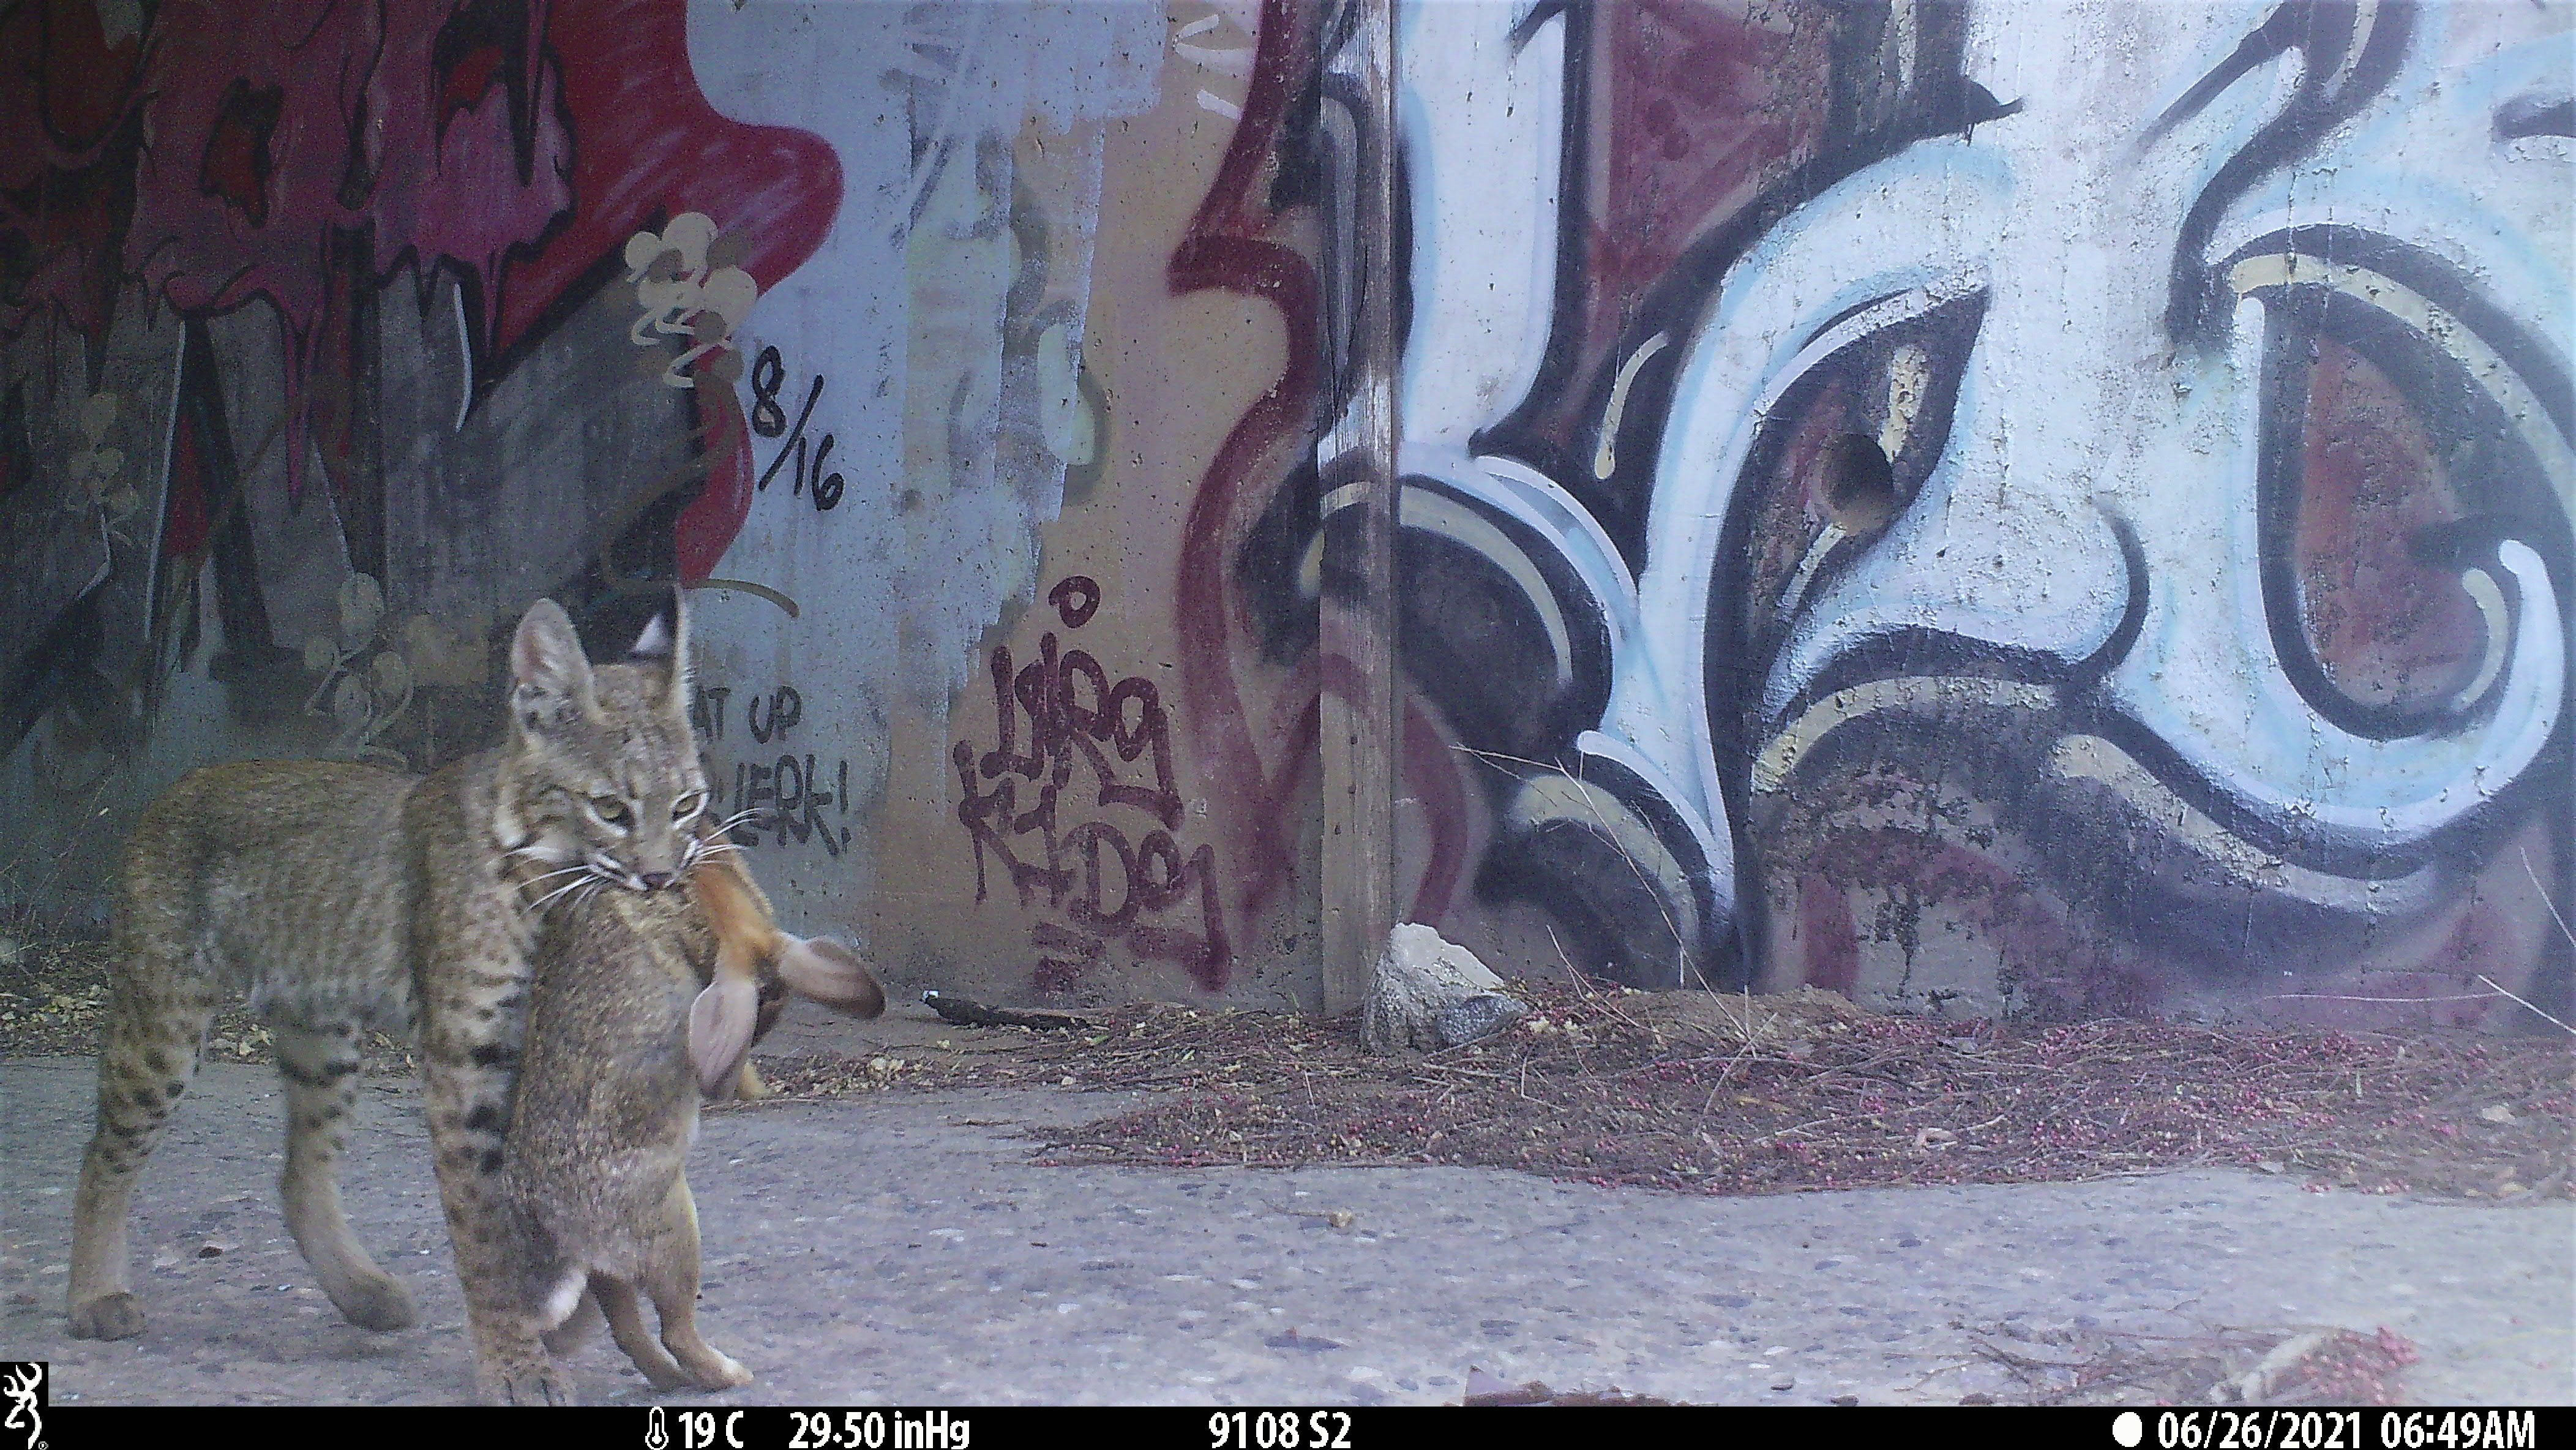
1366, 0, 2574, 1028
3, 0, 2567, 1029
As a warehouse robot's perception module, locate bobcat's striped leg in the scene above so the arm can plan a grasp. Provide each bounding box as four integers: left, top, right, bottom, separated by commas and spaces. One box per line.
275, 1022, 417, 1331
422, 1018, 568, 1403
426, 1051, 567, 1403
68, 931, 216, 1340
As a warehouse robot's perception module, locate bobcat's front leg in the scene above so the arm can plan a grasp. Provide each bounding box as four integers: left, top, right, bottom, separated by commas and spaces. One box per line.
423, 1044, 567, 1405
411, 783, 567, 1406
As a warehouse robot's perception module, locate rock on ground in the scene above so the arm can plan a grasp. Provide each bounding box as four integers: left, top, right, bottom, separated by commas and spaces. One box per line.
1363, 925, 1527, 1053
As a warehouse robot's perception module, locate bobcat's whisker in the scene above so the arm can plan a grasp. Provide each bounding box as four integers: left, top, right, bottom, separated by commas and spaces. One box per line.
525, 871, 604, 916
522, 884, 583, 917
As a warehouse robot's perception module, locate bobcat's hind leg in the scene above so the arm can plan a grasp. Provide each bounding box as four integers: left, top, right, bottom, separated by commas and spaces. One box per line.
69, 926, 216, 1340
639, 1181, 752, 1391
275, 1022, 416, 1331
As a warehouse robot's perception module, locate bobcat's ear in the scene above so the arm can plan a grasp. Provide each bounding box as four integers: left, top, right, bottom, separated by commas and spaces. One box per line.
628, 585, 691, 715
510, 599, 597, 732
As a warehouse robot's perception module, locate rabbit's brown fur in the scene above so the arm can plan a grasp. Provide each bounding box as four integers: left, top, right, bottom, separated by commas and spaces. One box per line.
499, 854, 770, 1397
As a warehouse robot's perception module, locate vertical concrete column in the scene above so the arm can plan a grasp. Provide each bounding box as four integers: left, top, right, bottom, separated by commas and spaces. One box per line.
1317, 0, 1400, 1018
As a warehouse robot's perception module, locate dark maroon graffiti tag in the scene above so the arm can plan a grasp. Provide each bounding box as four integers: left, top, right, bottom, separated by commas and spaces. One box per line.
955, 578, 1229, 993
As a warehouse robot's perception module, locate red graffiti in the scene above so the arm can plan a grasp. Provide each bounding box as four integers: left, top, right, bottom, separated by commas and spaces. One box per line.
1, 0, 839, 569
957, 578, 1229, 994
118, 0, 572, 500
1168, 0, 1323, 921
502, 0, 841, 578
2288, 333, 2491, 712
0, 0, 146, 342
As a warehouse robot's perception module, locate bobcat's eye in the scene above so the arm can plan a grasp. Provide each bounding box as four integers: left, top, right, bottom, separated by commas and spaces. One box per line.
672, 793, 704, 822
590, 795, 634, 830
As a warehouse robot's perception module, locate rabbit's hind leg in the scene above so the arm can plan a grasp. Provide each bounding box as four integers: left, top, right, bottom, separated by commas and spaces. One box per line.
596, 1277, 695, 1390
640, 1180, 752, 1391
542, 1285, 604, 1356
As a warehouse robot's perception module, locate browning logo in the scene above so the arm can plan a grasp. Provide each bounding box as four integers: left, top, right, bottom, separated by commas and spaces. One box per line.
1, 1363, 42, 1450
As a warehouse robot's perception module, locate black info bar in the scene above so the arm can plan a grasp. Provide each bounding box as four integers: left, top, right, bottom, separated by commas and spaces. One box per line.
23, 1401, 2566, 1450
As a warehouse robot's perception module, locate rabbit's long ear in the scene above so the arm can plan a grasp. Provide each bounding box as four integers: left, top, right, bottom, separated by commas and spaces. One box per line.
689, 974, 762, 1099
779, 936, 886, 1020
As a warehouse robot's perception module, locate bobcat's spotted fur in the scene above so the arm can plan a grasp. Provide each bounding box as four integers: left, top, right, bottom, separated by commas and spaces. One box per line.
70, 594, 743, 1403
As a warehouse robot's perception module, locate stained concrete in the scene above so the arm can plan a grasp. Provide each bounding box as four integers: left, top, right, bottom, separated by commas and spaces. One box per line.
3, 1054, 2569, 1406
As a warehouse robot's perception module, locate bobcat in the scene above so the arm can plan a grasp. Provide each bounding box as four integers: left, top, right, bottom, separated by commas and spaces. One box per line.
67, 591, 880, 1403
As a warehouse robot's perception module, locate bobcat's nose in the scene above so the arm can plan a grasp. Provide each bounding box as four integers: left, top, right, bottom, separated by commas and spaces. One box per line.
640, 871, 676, 892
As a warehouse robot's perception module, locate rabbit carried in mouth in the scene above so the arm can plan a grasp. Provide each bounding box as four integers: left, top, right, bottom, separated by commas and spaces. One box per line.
496, 851, 879, 1399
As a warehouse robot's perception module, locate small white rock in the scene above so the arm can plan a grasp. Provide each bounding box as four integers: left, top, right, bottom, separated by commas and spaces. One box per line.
1361, 923, 1524, 1053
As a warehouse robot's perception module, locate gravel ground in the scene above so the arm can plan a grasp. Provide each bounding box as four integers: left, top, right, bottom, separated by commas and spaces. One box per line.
8, 929, 2568, 1406
4, 1034, 2569, 1406
13, 936, 2566, 1206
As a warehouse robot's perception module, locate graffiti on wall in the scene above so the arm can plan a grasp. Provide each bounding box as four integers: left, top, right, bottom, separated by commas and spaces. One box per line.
692, 681, 856, 859
956, 576, 1231, 994
6, 0, 2564, 1024
0, 0, 841, 794
1, 0, 1158, 942
1192, 0, 2572, 1024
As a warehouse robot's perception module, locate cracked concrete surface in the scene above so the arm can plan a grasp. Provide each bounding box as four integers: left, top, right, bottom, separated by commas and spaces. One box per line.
2, 1054, 2568, 1405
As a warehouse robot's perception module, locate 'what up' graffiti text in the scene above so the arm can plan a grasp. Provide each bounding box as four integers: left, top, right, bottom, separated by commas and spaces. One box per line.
696, 683, 853, 856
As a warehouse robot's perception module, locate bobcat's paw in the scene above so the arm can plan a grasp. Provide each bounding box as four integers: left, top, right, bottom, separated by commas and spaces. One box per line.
69, 1291, 146, 1340
331, 1272, 418, 1332
478, 1359, 579, 1407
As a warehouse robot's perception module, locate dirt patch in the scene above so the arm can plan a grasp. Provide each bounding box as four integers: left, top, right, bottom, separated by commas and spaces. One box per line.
13, 931, 2568, 1204
761, 981, 2572, 1204
1961, 1321, 2423, 1407
1457, 1320, 2427, 1407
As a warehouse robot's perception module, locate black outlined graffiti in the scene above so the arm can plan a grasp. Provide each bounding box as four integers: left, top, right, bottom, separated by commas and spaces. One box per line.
697, 682, 853, 857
